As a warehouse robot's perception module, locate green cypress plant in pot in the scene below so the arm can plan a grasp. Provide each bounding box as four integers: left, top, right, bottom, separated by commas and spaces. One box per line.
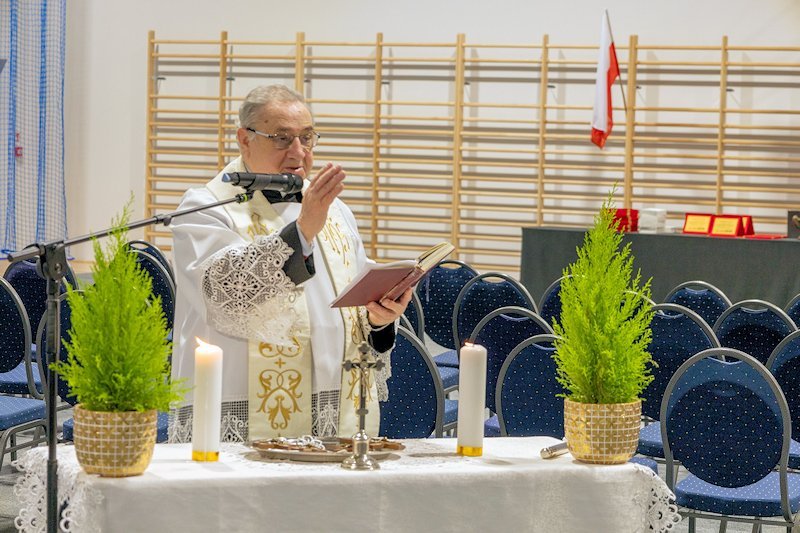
51, 205, 186, 477
552, 193, 654, 464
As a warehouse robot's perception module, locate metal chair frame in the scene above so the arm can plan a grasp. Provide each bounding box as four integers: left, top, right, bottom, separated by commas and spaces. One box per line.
381, 326, 452, 438
494, 333, 560, 438
451, 272, 537, 353
662, 347, 797, 531
0, 278, 47, 470
468, 306, 552, 412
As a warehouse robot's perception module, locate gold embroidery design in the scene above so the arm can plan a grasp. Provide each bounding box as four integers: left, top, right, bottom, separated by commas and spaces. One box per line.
258, 339, 301, 359
320, 217, 352, 268
247, 213, 271, 240
257, 369, 303, 430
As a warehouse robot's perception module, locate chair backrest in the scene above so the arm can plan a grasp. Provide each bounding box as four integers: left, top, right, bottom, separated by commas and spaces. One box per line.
641, 303, 719, 420
468, 306, 553, 411
0, 278, 32, 375
713, 299, 797, 365
452, 272, 536, 351
379, 326, 445, 439
663, 280, 732, 328
402, 290, 425, 339
36, 292, 77, 405
661, 348, 792, 515
538, 275, 569, 329
767, 330, 800, 443
3, 258, 78, 339
127, 240, 175, 285
417, 259, 478, 349
129, 249, 176, 332
784, 292, 800, 329
495, 334, 563, 438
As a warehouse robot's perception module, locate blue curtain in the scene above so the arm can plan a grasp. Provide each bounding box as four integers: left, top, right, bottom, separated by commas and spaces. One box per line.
0, 0, 67, 256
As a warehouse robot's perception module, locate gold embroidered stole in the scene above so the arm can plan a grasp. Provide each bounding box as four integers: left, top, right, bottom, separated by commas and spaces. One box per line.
205, 158, 379, 438
319, 208, 380, 439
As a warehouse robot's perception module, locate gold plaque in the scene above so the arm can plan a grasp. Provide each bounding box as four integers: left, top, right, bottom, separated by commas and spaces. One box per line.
682, 213, 713, 234
710, 215, 742, 237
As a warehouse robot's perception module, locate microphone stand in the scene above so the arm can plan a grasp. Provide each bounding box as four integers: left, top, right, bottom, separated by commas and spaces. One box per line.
7, 190, 255, 533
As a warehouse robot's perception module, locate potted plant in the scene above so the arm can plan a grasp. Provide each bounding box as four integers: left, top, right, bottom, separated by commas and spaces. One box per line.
552, 193, 654, 464
51, 205, 185, 477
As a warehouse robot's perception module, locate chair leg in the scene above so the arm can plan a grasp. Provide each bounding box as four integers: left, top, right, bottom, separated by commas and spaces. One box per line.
749, 523, 760, 533
10, 434, 16, 462
688, 516, 696, 533
718, 519, 727, 533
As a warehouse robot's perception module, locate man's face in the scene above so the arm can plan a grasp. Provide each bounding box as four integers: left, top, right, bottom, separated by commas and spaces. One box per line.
238, 101, 314, 179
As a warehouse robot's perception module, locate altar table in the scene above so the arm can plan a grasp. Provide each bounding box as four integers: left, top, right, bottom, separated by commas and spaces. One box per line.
15, 437, 679, 532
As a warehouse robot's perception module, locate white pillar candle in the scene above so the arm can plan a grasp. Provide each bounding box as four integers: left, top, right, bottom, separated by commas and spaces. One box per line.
192, 338, 223, 462
457, 342, 487, 457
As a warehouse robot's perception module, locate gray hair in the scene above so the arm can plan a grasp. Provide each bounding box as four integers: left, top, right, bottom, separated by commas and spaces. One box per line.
238, 85, 308, 133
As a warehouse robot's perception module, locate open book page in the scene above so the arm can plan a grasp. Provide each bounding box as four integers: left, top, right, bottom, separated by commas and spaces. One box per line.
330, 242, 454, 308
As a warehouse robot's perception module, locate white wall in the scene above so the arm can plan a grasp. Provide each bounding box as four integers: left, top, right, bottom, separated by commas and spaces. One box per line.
64, 0, 800, 259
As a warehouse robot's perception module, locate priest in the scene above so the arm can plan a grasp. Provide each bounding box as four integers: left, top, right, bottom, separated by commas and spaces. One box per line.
169, 84, 411, 442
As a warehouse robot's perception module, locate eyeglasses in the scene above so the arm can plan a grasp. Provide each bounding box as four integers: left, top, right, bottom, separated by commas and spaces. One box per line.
246, 127, 320, 150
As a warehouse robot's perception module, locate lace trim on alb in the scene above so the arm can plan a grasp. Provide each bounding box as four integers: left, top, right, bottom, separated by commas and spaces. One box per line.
169, 392, 345, 442
201, 234, 297, 344
365, 314, 394, 403
169, 401, 250, 443
311, 390, 340, 437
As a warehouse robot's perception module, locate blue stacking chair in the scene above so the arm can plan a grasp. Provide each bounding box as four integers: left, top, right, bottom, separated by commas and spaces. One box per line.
538, 275, 569, 329
378, 326, 457, 438
127, 240, 175, 286
767, 330, 800, 470
418, 259, 478, 351
129, 249, 176, 334
418, 261, 477, 366
0, 278, 46, 470
662, 347, 800, 532
495, 334, 562, 438
1, 258, 78, 396
784, 293, 800, 329
663, 280, 732, 331
466, 307, 553, 437
402, 290, 425, 340
637, 304, 719, 460
451, 272, 537, 362
713, 299, 797, 366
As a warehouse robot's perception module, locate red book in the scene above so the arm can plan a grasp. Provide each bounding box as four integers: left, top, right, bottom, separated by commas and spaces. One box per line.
330, 242, 454, 308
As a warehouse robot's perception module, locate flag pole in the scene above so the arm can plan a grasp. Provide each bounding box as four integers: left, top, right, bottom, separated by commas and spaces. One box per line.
605, 9, 628, 114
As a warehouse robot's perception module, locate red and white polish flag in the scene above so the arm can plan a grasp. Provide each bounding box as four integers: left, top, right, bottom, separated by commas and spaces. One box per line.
591, 11, 620, 148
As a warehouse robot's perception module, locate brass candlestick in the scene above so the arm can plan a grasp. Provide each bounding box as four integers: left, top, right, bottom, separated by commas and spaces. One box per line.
341, 342, 384, 471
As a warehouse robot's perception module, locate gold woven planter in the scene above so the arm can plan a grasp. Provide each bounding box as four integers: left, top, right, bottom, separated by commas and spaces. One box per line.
73, 405, 157, 477
563, 398, 641, 465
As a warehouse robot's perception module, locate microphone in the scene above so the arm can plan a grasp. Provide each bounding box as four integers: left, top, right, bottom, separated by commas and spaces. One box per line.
222, 172, 304, 193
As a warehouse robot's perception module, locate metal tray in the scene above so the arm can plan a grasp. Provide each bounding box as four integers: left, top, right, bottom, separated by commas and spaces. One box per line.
250, 438, 404, 463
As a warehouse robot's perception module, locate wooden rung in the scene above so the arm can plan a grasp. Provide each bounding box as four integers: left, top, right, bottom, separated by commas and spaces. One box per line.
456, 247, 519, 257
463, 58, 540, 65
377, 100, 455, 107
147, 163, 219, 170
458, 233, 520, 242
462, 102, 537, 110
146, 176, 211, 184
152, 53, 221, 59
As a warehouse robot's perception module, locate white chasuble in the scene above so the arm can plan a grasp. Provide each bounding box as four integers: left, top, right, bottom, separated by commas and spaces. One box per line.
205, 160, 379, 439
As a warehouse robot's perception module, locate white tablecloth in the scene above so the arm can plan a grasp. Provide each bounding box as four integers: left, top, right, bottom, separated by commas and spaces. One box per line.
14, 437, 680, 533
